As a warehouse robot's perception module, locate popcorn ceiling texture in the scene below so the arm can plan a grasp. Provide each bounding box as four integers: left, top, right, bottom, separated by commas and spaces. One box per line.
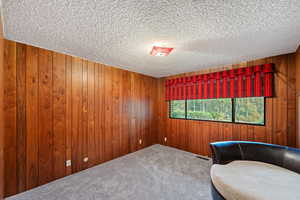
2, 0, 300, 77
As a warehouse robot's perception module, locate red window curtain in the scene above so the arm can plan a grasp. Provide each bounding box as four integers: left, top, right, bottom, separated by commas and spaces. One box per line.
237, 68, 244, 97
229, 69, 235, 98
209, 73, 215, 98
183, 77, 187, 99
165, 79, 171, 101
222, 71, 228, 98
197, 75, 203, 99
186, 76, 193, 100
263, 63, 273, 97
203, 74, 208, 99
173, 78, 179, 100
192, 76, 197, 99
245, 67, 253, 97
215, 72, 221, 98
254, 65, 262, 97
165, 64, 274, 100
177, 77, 184, 100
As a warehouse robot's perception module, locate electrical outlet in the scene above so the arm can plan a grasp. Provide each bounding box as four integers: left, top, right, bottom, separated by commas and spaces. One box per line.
83, 157, 89, 162
164, 137, 167, 142
66, 160, 71, 167
139, 139, 142, 144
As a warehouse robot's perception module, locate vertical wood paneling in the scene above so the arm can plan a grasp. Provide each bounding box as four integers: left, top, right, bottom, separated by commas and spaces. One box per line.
82, 60, 88, 169
157, 54, 297, 156
112, 68, 121, 158
0, 18, 4, 200
104, 66, 113, 161
95, 64, 102, 164
16, 43, 27, 192
4, 41, 17, 196
93, 64, 100, 164
52, 52, 66, 179
25, 46, 39, 189
38, 49, 53, 185
139, 76, 146, 149
87, 61, 96, 167
65, 56, 72, 175
121, 71, 131, 155
287, 54, 296, 147
71, 57, 83, 172
296, 47, 300, 148
130, 73, 138, 152
4, 40, 158, 197
272, 55, 288, 145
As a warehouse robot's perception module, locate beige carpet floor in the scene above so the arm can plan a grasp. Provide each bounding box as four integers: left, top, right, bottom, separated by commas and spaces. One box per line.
6, 144, 212, 200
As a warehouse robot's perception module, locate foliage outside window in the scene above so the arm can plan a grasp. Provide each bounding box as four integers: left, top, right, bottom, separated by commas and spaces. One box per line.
170, 100, 186, 119
234, 97, 264, 125
187, 99, 232, 122
169, 97, 265, 125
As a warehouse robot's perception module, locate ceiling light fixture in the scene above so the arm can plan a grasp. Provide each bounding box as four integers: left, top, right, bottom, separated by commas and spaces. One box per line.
150, 46, 174, 56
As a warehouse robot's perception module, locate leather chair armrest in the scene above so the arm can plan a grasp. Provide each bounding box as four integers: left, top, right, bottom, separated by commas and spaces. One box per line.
210, 141, 242, 164
283, 147, 300, 174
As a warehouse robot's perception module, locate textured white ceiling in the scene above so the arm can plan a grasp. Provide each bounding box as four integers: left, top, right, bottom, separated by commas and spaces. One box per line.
2, 0, 300, 77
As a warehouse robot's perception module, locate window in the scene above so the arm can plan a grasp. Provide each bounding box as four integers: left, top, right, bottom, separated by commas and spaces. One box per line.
169, 97, 265, 125
234, 97, 264, 125
187, 99, 232, 122
170, 100, 186, 119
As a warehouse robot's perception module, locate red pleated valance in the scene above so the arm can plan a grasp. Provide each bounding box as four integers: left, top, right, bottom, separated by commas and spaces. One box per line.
165, 63, 274, 101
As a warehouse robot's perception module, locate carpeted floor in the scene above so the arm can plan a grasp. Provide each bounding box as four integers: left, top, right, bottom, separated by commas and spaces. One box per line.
6, 144, 212, 200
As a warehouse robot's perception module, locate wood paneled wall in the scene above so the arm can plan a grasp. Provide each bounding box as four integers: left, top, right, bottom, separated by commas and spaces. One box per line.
3, 40, 158, 197
3, 38, 300, 197
296, 46, 300, 148
157, 54, 297, 156
0, 18, 5, 200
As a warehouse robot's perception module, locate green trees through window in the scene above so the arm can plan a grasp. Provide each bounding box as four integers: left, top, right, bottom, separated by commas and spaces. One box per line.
170, 100, 185, 118
169, 97, 264, 125
187, 99, 232, 122
234, 97, 264, 125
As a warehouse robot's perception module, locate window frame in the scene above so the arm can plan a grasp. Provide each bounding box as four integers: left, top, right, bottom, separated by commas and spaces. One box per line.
168, 100, 187, 120
169, 97, 265, 126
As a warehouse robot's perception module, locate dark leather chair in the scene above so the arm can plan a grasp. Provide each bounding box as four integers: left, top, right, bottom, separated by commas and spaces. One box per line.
210, 141, 300, 200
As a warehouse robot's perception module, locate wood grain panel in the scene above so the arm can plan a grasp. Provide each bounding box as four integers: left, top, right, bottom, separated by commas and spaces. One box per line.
71, 57, 83, 172
287, 54, 296, 147
272, 55, 288, 145
157, 53, 298, 156
3, 40, 158, 197
38, 49, 53, 185
295, 46, 300, 148
87, 61, 96, 167
82, 60, 88, 169
121, 70, 131, 156
94, 63, 102, 164
25, 46, 39, 189
4, 40, 17, 196
16, 43, 27, 192
112, 68, 121, 159
104, 66, 113, 161
52, 52, 66, 179
0, 18, 4, 200
65, 56, 72, 175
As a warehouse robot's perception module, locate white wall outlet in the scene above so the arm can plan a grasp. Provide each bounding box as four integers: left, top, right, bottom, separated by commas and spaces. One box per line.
139, 139, 142, 144
164, 137, 167, 142
66, 160, 71, 167
83, 157, 89, 162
